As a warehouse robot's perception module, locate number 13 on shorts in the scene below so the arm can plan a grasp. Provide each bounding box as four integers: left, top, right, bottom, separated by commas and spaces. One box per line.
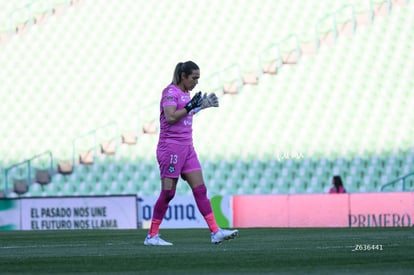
167, 154, 178, 174
170, 154, 178, 164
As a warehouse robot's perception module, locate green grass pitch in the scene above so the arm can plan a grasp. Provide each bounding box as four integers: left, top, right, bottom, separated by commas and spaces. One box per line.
1, 228, 413, 274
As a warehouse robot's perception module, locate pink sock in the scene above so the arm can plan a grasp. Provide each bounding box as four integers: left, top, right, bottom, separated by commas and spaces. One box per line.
149, 219, 161, 237
192, 184, 219, 233
204, 212, 219, 233
148, 189, 175, 237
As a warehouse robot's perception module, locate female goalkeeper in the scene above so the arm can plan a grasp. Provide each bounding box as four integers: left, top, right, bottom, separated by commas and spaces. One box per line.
144, 61, 238, 246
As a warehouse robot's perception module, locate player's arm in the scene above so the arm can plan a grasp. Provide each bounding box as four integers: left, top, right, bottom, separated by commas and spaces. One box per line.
164, 92, 203, 124
163, 105, 188, 125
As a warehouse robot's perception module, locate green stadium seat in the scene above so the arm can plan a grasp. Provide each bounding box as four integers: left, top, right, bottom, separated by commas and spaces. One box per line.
27, 182, 43, 197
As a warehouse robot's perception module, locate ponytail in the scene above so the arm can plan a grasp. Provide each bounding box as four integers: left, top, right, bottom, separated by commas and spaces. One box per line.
172, 62, 184, 85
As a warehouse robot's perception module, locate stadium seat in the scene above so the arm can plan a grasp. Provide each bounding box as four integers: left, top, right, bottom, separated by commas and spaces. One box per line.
27, 182, 43, 197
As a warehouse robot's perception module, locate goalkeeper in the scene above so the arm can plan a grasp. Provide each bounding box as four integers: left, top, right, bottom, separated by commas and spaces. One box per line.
144, 61, 238, 246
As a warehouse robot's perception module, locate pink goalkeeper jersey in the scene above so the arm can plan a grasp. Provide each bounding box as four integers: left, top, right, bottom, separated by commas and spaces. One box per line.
158, 84, 194, 145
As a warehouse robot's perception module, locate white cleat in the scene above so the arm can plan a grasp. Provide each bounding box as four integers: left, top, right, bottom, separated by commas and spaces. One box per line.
144, 234, 173, 246
211, 228, 239, 244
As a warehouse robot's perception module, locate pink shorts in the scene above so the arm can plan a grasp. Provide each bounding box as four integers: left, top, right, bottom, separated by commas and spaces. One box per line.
156, 142, 201, 179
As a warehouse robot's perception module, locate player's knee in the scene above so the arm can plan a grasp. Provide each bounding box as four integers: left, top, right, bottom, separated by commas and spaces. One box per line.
164, 189, 176, 202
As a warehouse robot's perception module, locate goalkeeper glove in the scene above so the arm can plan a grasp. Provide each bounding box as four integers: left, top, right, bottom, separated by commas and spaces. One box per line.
185, 91, 203, 113
201, 92, 219, 109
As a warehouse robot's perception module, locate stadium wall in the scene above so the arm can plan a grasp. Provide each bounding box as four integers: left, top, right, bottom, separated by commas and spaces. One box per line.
233, 192, 414, 228
138, 195, 233, 229
0, 195, 232, 230
1, 193, 413, 230
0, 195, 137, 230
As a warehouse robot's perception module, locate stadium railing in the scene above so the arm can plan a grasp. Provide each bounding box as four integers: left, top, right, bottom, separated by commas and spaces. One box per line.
380, 171, 414, 192
2, 151, 53, 196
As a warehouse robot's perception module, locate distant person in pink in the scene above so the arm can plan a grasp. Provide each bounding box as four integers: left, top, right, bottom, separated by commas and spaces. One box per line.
144, 61, 239, 246
329, 175, 346, 194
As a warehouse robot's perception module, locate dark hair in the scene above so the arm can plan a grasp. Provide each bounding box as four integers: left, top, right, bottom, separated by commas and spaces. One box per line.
332, 175, 344, 193
172, 61, 199, 85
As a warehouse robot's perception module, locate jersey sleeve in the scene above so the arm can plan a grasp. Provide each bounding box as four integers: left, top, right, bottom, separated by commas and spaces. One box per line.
162, 87, 179, 108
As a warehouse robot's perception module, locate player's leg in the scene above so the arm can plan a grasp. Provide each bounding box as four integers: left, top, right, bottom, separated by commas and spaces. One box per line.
182, 170, 219, 233
183, 170, 239, 244
144, 178, 177, 246
148, 178, 177, 233
182, 146, 238, 243
144, 143, 184, 246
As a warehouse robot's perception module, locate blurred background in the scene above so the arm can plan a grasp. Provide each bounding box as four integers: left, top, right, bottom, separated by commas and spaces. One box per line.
0, 0, 413, 198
